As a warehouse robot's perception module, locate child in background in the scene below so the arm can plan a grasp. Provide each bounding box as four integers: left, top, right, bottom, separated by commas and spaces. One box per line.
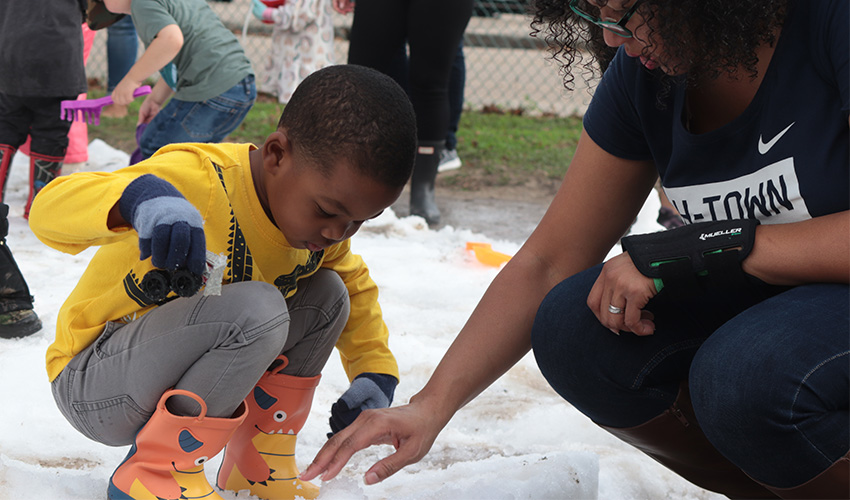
252, 0, 335, 103
100, 0, 256, 161
101, 15, 139, 119
20, 23, 98, 174
29, 64, 416, 500
0, 0, 88, 217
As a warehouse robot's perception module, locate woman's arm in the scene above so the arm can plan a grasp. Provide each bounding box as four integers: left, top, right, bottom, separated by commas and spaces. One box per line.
744, 210, 850, 285
744, 116, 850, 285
302, 129, 658, 484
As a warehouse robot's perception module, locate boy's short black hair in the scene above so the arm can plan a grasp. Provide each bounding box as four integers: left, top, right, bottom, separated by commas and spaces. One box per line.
278, 64, 417, 189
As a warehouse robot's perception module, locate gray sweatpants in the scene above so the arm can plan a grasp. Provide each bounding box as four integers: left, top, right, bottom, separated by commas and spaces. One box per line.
51, 270, 349, 446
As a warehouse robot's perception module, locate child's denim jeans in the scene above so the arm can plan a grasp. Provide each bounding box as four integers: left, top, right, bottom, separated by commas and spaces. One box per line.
138, 74, 256, 160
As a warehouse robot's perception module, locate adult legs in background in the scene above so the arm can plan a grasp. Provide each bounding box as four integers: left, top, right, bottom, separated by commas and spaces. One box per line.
405, 0, 472, 224
347, 0, 473, 225
137, 75, 256, 160
102, 15, 138, 119
530, 265, 846, 497
440, 41, 465, 172
386, 41, 465, 173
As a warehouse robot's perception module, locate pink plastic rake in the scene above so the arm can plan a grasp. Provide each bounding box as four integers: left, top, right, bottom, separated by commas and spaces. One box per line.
60, 86, 152, 125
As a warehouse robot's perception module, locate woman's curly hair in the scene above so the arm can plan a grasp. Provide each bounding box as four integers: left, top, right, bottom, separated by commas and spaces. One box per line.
529, 0, 792, 90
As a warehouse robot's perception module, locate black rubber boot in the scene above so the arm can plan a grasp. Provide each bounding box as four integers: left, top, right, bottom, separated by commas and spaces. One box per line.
409, 140, 443, 226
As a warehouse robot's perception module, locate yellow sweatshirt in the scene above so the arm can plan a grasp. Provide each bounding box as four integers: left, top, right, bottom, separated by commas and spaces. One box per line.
29, 142, 398, 383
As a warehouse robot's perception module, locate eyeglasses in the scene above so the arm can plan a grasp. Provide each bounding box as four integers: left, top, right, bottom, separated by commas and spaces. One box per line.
569, 0, 644, 38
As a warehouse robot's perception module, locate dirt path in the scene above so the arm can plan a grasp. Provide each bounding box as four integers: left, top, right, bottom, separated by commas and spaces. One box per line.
392, 178, 558, 243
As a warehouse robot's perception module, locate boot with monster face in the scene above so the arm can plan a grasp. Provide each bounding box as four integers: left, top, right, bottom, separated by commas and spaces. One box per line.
108, 389, 247, 500
217, 356, 321, 500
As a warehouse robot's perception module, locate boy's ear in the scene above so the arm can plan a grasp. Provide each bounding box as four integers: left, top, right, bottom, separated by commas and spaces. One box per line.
262, 130, 290, 172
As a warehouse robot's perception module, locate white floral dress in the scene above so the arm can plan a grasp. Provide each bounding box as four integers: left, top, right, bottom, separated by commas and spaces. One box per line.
259, 0, 335, 103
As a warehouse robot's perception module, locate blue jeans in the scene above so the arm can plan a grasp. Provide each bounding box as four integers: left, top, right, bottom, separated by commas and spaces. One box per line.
138, 74, 256, 160
106, 16, 138, 92
531, 264, 849, 488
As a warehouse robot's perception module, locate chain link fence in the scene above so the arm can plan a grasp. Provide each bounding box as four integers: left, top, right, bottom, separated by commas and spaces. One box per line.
84, 0, 597, 117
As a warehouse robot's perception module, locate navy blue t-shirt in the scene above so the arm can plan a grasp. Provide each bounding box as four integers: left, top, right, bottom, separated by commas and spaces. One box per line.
584, 0, 849, 225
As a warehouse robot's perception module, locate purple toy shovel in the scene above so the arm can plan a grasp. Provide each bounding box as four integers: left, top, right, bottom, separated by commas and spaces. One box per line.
60, 85, 152, 126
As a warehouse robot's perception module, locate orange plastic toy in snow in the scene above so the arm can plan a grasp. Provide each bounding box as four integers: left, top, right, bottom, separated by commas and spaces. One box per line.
466, 242, 512, 267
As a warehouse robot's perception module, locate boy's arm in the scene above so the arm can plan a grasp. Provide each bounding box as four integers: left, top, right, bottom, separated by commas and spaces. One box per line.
323, 245, 399, 381
112, 23, 183, 106
29, 173, 135, 254
107, 200, 128, 230
321, 244, 399, 436
31, 171, 206, 275
138, 79, 174, 126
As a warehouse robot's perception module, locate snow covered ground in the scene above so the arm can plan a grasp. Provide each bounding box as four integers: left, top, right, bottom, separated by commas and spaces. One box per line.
0, 140, 724, 500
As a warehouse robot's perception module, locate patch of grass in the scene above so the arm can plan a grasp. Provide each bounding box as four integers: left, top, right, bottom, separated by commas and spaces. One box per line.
449, 111, 582, 189
87, 85, 584, 191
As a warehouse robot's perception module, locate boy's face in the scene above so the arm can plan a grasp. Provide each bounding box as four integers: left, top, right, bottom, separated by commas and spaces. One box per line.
256, 132, 402, 252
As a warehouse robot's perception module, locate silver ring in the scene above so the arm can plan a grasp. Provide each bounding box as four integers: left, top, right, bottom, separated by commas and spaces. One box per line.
608, 304, 624, 314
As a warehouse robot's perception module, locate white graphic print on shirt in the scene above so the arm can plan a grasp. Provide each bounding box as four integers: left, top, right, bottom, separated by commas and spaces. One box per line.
664, 157, 811, 225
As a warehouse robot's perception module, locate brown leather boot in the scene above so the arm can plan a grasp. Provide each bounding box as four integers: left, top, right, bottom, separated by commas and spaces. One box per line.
759, 451, 849, 499
601, 382, 778, 499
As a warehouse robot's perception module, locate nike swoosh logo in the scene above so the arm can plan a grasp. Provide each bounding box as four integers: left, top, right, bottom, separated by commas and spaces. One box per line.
758, 122, 795, 155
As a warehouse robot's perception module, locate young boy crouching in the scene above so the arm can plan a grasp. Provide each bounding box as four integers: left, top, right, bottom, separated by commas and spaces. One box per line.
29, 64, 416, 500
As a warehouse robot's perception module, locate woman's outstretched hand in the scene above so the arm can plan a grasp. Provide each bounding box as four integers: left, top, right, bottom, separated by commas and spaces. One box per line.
301, 401, 441, 485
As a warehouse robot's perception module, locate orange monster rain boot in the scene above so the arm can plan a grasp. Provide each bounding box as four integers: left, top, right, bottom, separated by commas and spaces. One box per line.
217, 356, 321, 500
107, 389, 247, 500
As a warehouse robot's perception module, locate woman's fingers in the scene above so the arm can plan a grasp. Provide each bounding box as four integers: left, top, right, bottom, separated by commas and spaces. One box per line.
303, 406, 434, 484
